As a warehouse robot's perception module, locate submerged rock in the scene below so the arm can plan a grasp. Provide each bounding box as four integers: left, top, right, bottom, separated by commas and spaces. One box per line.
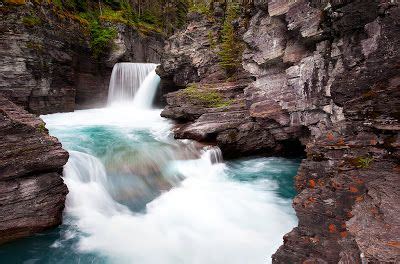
0, 95, 69, 244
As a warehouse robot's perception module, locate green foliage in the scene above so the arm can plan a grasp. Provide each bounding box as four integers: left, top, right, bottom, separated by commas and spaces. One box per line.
89, 20, 117, 59
78, 12, 117, 58
218, 2, 243, 74
48, 0, 190, 34
188, 1, 210, 16
63, 0, 88, 12
181, 84, 234, 108
176, 0, 189, 28
43, 0, 193, 56
22, 15, 41, 27
100, 7, 128, 24
139, 10, 159, 25
52, 0, 63, 9
355, 156, 374, 168
26, 40, 44, 51
37, 123, 46, 133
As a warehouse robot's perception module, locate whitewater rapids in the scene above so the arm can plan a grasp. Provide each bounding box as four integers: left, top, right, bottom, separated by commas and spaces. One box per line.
36, 63, 299, 263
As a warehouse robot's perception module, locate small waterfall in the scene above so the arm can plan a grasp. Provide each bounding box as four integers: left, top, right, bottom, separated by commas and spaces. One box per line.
132, 70, 161, 109
107, 63, 158, 105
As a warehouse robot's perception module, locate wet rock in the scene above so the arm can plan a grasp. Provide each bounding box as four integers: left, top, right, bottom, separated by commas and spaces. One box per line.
0, 95, 69, 244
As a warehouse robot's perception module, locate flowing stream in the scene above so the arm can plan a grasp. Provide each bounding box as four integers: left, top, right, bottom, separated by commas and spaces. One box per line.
0, 63, 300, 264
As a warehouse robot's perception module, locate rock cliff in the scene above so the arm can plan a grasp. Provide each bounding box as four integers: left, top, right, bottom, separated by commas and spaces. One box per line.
0, 0, 164, 244
0, 95, 69, 244
158, 0, 400, 262
0, 1, 164, 114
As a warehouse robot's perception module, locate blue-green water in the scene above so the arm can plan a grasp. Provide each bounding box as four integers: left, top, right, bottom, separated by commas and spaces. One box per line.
0, 107, 300, 264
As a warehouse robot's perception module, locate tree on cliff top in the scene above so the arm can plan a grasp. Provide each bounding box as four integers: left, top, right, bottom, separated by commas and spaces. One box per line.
218, 2, 243, 75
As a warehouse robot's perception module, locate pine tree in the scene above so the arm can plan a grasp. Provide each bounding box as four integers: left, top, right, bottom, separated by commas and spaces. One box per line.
218, 2, 242, 74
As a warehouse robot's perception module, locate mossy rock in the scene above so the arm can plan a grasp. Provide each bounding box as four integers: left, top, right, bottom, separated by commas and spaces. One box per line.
22, 15, 41, 27
4, 0, 26, 5
180, 84, 234, 108
349, 156, 374, 169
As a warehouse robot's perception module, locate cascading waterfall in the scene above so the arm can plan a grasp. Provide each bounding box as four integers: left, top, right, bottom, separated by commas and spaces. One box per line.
0, 62, 299, 264
107, 63, 158, 105
132, 70, 161, 109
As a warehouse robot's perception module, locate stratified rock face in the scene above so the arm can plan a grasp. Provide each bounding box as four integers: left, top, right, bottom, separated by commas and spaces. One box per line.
242, 0, 400, 263
0, 2, 164, 114
0, 95, 69, 244
158, 0, 400, 262
157, 3, 307, 157
156, 11, 224, 87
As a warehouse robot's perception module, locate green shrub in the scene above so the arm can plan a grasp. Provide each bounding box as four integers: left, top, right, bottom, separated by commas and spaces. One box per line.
26, 41, 44, 51
52, 0, 63, 9
22, 15, 41, 27
89, 21, 117, 58
181, 84, 234, 108
37, 123, 46, 133
100, 7, 128, 24
188, 1, 210, 16
355, 156, 374, 168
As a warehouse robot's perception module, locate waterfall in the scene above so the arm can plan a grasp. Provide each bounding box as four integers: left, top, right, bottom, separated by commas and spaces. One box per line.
132, 70, 161, 109
107, 63, 159, 106
26, 59, 298, 264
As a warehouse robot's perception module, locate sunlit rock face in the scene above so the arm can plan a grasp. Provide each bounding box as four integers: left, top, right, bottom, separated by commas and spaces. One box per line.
158, 0, 400, 263
0, 95, 69, 244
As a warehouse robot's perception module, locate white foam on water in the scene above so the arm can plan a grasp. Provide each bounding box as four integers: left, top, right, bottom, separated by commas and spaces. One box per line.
40, 62, 297, 264
62, 147, 296, 264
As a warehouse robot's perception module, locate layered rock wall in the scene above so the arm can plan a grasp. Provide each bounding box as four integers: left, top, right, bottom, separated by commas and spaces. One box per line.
0, 1, 164, 244
0, 95, 69, 244
158, 0, 400, 262
0, 2, 164, 114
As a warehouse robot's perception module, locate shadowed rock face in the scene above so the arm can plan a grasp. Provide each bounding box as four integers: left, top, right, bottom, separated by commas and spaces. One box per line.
158, 0, 400, 262
0, 95, 69, 244
0, 2, 164, 114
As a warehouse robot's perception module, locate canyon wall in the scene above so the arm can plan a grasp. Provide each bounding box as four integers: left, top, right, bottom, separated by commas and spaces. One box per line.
0, 1, 164, 244
0, 1, 164, 114
0, 95, 69, 244
158, 0, 400, 262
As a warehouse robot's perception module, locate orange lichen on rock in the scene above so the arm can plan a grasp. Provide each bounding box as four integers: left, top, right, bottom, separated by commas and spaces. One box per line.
340, 231, 348, 238
327, 132, 335, 141
355, 196, 364, 202
317, 179, 324, 187
4, 0, 26, 4
309, 179, 316, 188
337, 138, 345, 145
387, 241, 400, 248
349, 186, 359, 193
353, 177, 364, 184
308, 197, 316, 203
328, 224, 337, 233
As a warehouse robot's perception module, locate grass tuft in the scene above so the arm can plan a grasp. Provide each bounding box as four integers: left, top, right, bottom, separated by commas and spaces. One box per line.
181, 84, 234, 108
